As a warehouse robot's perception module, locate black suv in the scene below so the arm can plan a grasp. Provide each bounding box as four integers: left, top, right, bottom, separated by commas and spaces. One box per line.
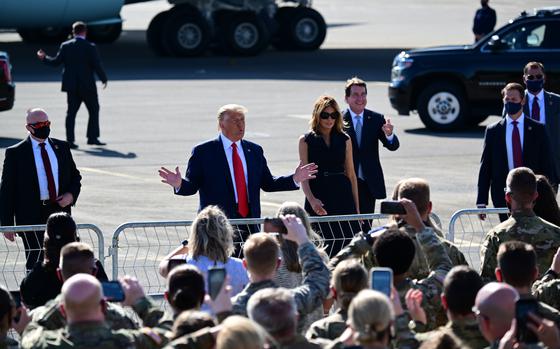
0, 51, 15, 112
388, 8, 560, 131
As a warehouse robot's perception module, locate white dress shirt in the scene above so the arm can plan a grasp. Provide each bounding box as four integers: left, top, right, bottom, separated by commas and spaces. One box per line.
526, 89, 545, 124
30, 137, 59, 200
220, 133, 248, 203
505, 114, 525, 171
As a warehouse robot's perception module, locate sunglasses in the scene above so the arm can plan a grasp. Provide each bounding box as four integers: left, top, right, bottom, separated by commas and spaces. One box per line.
27, 120, 51, 128
525, 74, 544, 81
320, 111, 340, 120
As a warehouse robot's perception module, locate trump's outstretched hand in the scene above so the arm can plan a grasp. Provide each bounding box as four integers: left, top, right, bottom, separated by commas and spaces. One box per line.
293, 161, 318, 183
159, 166, 182, 190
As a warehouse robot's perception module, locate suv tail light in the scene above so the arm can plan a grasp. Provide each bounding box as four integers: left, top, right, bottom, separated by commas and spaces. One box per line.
0, 60, 12, 84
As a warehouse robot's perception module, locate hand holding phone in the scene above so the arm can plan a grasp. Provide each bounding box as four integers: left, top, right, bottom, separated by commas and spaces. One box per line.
371, 267, 393, 298
515, 299, 539, 343
208, 267, 227, 300
380, 200, 406, 215
263, 217, 287, 235
102, 281, 126, 302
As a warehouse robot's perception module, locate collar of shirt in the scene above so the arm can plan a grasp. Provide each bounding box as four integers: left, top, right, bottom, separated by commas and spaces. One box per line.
505, 113, 525, 128
348, 109, 364, 129
75, 34, 86, 40
30, 136, 50, 150
526, 88, 545, 104
220, 133, 242, 151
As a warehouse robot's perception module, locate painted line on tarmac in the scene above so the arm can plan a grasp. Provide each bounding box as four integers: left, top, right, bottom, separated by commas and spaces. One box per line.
80, 167, 157, 182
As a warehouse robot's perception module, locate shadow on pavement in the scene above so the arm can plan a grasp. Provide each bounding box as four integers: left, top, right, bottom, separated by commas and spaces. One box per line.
404, 126, 486, 139
78, 147, 137, 158
2, 29, 406, 82
0, 137, 22, 148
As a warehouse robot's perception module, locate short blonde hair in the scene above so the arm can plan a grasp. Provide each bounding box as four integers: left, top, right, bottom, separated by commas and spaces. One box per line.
217, 104, 248, 120
243, 233, 280, 276
216, 316, 269, 349
309, 95, 344, 134
349, 290, 394, 345
188, 206, 234, 264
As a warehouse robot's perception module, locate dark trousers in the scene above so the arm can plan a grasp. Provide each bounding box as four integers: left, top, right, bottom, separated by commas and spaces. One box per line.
20, 202, 70, 272
358, 178, 376, 232
66, 89, 100, 142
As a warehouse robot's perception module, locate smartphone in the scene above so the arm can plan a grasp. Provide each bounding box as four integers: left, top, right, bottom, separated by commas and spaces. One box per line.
10, 291, 21, 308
167, 258, 187, 273
380, 200, 406, 215
515, 299, 539, 343
371, 267, 393, 298
263, 217, 287, 235
102, 281, 125, 302
207, 267, 227, 300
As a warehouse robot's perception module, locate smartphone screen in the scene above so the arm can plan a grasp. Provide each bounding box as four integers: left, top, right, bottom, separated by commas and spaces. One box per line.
371, 267, 393, 298
207, 267, 226, 300
380, 200, 407, 215
10, 291, 21, 308
263, 217, 287, 235
515, 299, 539, 343
102, 281, 125, 302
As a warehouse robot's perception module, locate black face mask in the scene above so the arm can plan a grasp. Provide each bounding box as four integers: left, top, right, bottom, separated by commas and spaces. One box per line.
32, 126, 50, 139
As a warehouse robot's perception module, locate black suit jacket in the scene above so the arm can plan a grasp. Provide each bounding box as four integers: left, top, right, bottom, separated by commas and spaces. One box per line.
0, 137, 82, 226
523, 90, 560, 184
176, 136, 298, 218
43, 37, 107, 93
476, 118, 552, 207
343, 109, 400, 199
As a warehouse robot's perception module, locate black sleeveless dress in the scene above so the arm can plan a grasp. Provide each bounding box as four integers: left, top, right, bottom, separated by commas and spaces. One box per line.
304, 131, 357, 256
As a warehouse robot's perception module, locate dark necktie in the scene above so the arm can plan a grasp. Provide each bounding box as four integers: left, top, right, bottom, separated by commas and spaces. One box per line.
39, 142, 57, 202
512, 121, 523, 168
231, 143, 249, 218
532, 97, 540, 121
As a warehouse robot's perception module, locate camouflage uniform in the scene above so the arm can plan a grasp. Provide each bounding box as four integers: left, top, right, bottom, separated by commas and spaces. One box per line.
415, 318, 488, 349
532, 272, 560, 310
232, 241, 330, 317
21, 321, 167, 349
328, 226, 452, 331
162, 328, 215, 349
0, 336, 19, 349
277, 334, 322, 349
480, 210, 560, 281
305, 308, 346, 341
29, 294, 140, 330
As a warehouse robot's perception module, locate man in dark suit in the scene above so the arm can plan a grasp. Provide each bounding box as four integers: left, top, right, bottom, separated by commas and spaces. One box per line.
159, 104, 317, 220
0, 108, 82, 271
477, 83, 551, 218
472, 0, 497, 42
522, 61, 560, 191
343, 77, 400, 215
37, 21, 108, 148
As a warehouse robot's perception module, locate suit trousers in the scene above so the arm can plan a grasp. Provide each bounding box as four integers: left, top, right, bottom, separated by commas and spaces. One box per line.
358, 178, 376, 232
66, 90, 100, 142
20, 202, 70, 272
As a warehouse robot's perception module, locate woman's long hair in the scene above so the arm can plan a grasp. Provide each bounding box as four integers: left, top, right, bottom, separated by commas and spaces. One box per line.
309, 95, 345, 135
534, 175, 560, 226
188, 206, 234, 264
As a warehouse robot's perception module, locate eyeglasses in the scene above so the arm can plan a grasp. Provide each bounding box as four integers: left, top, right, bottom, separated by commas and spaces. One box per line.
525, 74, 544, 81
27, 120, 51, 128
320, 111, 340, 120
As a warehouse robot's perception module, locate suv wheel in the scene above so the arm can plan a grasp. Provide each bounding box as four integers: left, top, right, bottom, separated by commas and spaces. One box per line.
417, 82, 468, 131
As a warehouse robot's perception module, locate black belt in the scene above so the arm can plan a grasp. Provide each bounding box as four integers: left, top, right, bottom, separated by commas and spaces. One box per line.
319, 171, 345, 177
40, 199, 56, 206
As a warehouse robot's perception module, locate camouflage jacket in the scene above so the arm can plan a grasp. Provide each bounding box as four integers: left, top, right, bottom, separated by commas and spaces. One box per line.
305, 308, 347, 341
480, 211, 560, 280
0, 336, 19, 349
532, 272, 560, 310
416, 318, 488, 349
29, 294, 139, 331
21, 321, 167, 349
162, 328, 215, 349
328, 227, 452, 331
232, 241, 330, 317
277, 334, 322, 349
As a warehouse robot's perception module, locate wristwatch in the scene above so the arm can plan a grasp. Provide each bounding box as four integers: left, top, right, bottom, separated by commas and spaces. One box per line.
181, 239, 188, 247
545, 268, 559, 279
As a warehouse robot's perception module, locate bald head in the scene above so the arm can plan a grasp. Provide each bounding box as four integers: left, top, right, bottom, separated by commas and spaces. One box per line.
26, 108, 48, 124
475, 282, 519, 342
62, 274, 105, 323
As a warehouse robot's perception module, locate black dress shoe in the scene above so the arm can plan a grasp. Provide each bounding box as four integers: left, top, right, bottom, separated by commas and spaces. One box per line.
68, 142, 79, 149
87, 139, 106, 146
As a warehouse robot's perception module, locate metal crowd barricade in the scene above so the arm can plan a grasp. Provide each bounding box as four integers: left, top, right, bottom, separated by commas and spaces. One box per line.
110, 213, 441, 295
447, 208, 509, 272
0, 224, 104, 291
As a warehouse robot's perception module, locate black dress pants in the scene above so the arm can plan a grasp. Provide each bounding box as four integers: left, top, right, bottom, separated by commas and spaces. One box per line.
358, 178, 376, 232
66, 89, 100, 142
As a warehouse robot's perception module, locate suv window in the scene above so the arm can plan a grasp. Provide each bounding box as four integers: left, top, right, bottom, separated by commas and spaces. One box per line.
499, 20, 560, 50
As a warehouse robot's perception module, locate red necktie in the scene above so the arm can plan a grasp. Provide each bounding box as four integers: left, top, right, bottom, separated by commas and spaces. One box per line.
39, 143, 57, 202
531, 97, 540, 121
231, 143, 249, 217
512, 121, 523, 168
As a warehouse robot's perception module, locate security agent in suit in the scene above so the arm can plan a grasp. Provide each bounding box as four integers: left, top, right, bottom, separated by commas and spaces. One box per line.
477, 83, 552, 220
159, 104, 317, 220
343, 77, 399, 215
37, 21, 108, 149
522, 61, 560, 191
0, 108, 82, 271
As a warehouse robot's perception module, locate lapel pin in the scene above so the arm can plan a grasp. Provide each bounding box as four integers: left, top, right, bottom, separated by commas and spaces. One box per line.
528, 126, 532, 131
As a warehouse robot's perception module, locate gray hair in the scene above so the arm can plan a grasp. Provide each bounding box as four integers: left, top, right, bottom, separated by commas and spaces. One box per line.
247, 287, 297, 338
217, 104, 248, 120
